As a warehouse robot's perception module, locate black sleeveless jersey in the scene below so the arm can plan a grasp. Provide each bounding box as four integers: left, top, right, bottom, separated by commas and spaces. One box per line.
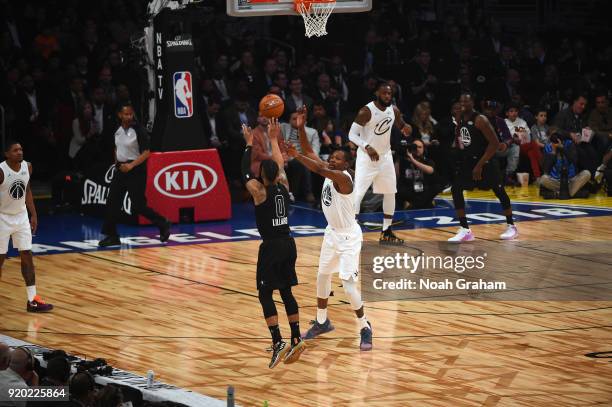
456, 111, 488, 158
255, 183, 291, 240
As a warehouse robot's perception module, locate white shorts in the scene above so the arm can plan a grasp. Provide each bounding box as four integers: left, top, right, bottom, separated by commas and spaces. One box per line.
0, 211, 32, 254
354, 149, 397, 197
318, 222, 363, 281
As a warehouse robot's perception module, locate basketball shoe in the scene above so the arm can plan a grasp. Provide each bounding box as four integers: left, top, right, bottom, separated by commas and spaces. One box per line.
303, 319, 335, 339
268, 341, 289, 369
27, 295, 53, 312
500, 224, 518, 240
379, 228, 404, 245
284, 338, 306, 364
360, 322, 373, 351
448, 227, 474, 242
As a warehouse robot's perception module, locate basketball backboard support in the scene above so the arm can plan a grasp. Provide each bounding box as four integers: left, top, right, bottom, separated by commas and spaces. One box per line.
227, 0, 371, 17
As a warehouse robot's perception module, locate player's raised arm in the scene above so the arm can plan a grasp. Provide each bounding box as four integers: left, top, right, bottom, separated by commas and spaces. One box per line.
287, 144, 352, 194
295, 106, 323, 164
393, 106, 412, 136
268, 117, 290, 191
241, 124, 267, 204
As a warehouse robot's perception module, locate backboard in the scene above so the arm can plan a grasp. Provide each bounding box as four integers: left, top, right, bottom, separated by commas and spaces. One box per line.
227, 0, 372, 17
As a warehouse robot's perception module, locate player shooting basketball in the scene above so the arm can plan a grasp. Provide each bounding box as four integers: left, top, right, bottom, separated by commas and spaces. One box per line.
286, 107, 373, 351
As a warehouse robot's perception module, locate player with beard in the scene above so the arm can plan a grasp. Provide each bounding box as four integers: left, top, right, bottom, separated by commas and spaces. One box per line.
349, 82, 412, 244
0, 141, 53, 312
448, 93, 518, 242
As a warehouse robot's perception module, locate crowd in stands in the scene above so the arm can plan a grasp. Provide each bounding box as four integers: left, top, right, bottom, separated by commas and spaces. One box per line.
1, 0, 611, 208
0, 343, 189, 406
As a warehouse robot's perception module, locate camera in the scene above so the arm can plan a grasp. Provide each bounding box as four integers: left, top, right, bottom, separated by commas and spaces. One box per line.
399, 139, 418, 154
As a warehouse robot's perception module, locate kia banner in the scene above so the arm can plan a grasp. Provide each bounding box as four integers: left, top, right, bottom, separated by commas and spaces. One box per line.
144, 149, 231, 223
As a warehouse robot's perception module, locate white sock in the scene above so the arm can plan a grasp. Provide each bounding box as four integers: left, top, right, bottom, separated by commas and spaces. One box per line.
316, 308, 327, 324
358, 315, 369, 330
382, 218, 392, 231
26, 286, 36, 302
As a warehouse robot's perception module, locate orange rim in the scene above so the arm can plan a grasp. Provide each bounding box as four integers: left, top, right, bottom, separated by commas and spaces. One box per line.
294, 0, 335, 13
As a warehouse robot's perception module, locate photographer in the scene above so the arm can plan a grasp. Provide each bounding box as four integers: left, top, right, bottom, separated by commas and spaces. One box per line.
396, 139, 438, 209
540, 129, 591, 197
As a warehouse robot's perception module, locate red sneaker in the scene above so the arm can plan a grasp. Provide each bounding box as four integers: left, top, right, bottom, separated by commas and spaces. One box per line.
27, 295, 54, 312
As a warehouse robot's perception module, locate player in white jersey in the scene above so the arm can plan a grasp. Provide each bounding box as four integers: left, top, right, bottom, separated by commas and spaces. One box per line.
0, 142, 53, 312
286, 107, 372, 351
349, 82, 412, 244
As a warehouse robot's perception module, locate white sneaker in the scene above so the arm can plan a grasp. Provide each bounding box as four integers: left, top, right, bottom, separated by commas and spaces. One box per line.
448, 227, 474, 242
500, 224, 518, 240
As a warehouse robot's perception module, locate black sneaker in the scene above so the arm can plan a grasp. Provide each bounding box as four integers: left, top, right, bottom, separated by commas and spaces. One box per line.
269, 341, 289, 369
284, 338, 306, 364
98, 235, 121, 248
379, 228, 404, 245
159, 220, 171, 242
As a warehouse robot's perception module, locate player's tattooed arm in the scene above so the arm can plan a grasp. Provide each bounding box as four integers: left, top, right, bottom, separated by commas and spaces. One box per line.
268, 118, 290, 190
241, 124, 267, 205
393, 106, 412, 136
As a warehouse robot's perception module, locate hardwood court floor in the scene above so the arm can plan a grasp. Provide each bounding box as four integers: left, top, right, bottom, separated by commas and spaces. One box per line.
1, 215, 612, 406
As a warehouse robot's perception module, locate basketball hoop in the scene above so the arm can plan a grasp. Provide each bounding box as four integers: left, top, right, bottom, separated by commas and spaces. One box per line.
294, 0, 336, 38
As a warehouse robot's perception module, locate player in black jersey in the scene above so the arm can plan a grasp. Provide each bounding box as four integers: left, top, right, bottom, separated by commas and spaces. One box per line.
448, 93, 518, 242
241, 117, 305, 368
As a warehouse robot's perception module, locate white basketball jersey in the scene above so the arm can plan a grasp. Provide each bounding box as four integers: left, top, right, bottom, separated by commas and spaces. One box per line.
0, 160, 29, 215
361, 101, 395, 155
321, 171, 356, 230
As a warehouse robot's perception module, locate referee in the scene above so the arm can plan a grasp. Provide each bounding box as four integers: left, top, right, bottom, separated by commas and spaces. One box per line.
98, 104, 170, 247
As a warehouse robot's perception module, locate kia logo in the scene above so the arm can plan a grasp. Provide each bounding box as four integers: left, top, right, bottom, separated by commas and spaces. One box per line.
153, 162, 218, 199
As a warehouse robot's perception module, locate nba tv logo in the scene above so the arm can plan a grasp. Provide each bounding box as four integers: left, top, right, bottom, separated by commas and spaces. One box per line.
173, 71, 193, 118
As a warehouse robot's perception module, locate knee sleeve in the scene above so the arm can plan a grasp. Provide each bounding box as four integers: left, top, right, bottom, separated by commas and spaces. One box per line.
493, 185, 512, 210
258, 289, 277, 319
279, 286, 299, 316
317, 273, 332, 299
382, 193, 395, 215
451, 185, 466, 210
341, 278, 363, 311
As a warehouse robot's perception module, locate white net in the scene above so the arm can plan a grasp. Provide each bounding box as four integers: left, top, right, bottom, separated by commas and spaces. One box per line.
296, 1, 336, 38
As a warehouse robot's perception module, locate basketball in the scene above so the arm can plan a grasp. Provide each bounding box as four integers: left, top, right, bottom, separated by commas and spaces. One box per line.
259, 94, 285, 118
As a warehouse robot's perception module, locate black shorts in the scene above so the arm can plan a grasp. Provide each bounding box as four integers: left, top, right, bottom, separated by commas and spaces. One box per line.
452, 154, 503, 190
256, 237, 298, 290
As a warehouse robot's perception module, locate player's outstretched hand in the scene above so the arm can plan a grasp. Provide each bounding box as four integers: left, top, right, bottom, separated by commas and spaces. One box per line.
286, 142, 299, 158
242, 124, 254, 145
366, 145, 379, 161
268, 117, 281, 139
